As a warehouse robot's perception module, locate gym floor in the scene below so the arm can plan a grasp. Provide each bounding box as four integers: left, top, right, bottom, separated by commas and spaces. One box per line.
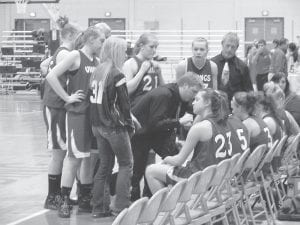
0, 94, 298, 225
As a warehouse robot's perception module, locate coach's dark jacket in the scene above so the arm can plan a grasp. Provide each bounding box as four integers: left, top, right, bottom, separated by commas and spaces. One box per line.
132, 83, 187, 136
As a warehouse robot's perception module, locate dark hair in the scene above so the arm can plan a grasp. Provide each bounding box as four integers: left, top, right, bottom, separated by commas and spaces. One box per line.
56, 16, 79, 40
288, 42, 298, 62
258, 39, 266, 45
270, 72, 290, 96
279, 38, 288, 46
234, 91, 258, 116
133, 33, 158, 55
201, 89, 229, 124
273, 39, 279, 47
177, 72, 203, 89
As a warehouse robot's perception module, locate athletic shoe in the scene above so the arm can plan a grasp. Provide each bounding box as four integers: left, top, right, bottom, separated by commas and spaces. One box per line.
58, 196, 71, 218
44, 194, 62, 210
78, 194, 92, 213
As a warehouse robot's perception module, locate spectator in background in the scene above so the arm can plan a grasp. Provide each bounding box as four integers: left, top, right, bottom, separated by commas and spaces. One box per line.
287, 42, 299, 73
271, 39, 279, 55
246, 40, 258, 89
252, 39, 271, 91
269, 38, 288, 76
271, 72, 300, 126
211, 32, 253, 102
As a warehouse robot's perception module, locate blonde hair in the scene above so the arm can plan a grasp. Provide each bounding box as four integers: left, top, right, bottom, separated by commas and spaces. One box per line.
92, 37, 127, 83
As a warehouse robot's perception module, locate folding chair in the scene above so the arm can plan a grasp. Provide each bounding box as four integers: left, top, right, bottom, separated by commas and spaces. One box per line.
112, 197, 148, 225
237, 145, 271, 225
270, 135, 288, 206
153, 179, 188, 225
281, 133, 300, 174
187, 160, 231, 225
173, 170, 212, 225
229, 149, 251, 225
253, 140, 279, 223
138, 187, 168, 224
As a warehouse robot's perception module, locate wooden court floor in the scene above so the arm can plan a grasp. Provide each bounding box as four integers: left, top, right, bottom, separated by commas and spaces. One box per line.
0, 94, 299, 225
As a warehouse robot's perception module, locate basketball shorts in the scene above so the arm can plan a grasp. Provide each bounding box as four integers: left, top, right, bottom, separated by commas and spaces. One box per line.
43, 106, 66, 150
66, 111, 92, 158
166, 166, 192, 186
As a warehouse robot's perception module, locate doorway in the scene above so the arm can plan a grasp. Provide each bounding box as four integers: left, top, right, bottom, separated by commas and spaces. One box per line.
245, 17, 284, 55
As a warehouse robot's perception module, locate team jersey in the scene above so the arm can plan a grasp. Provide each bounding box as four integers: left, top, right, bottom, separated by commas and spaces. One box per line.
227, 115, 250, 154
90, 68, 133, 130
249, 116, 271, 151
43, 47, 69, 108
130, 56, 161, 107
263, 114, 284, 146
186, 118, 231, 172
186, 57, 213, 88
65, 50, 97, 114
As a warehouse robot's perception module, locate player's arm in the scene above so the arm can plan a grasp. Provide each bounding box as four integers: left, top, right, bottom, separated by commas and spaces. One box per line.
163, 121, 212, 166
123, 58, 151, 95
155, 64, 165, 85
46, 50, 83, 104
175, 60, 186, 81
210, 61, 218, 90
40, 56, 52, 76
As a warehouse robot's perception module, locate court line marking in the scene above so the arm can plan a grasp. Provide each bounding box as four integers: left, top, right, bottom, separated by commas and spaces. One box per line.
6, 209, 50, 225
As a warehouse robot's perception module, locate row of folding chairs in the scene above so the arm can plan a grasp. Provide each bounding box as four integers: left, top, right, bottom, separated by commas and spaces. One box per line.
112, 133, 300, 225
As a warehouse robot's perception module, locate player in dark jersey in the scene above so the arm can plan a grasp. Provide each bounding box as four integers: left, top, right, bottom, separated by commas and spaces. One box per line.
231, 91, 271, 151
176, 37, 218, 89
145, 89, 230, 193
46, 26, 105, 218
227, 114, 250, 154
122, 33, 165, 198
123, 33, 165, 107
42, 16, 81, 210
89, 37, 134, 218
254, 91, 284, 147
263, 82, 300, 137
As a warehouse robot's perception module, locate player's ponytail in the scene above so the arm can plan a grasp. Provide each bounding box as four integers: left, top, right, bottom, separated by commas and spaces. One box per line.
203, 89, 229, 124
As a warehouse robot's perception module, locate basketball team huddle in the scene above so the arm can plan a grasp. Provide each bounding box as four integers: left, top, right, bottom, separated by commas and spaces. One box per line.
41, 16, 300, 219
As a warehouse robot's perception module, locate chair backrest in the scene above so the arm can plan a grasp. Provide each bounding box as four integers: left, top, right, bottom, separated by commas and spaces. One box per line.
231, 148, 250, 178
178, 170, 202, 203
283, 133, 300, 162
160, 179, 188, 212
242, 144, 267, 181
117, 197, 148, 225
112, 208, 129, 225
138, 187, 168, 224
193, 165, 216, 195
209, 158, 232, 187
260, 139, 279, 166
272, 135, 288, 158
227, 153, 241, 179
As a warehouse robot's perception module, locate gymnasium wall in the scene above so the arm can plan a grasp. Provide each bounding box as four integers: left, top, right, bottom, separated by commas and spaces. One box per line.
0, 0, 300, 42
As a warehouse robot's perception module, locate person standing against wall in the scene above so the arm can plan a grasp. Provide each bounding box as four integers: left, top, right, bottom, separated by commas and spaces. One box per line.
211, 32, 253, 102
252, 39, 271, 91
269, 38, 289, 77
